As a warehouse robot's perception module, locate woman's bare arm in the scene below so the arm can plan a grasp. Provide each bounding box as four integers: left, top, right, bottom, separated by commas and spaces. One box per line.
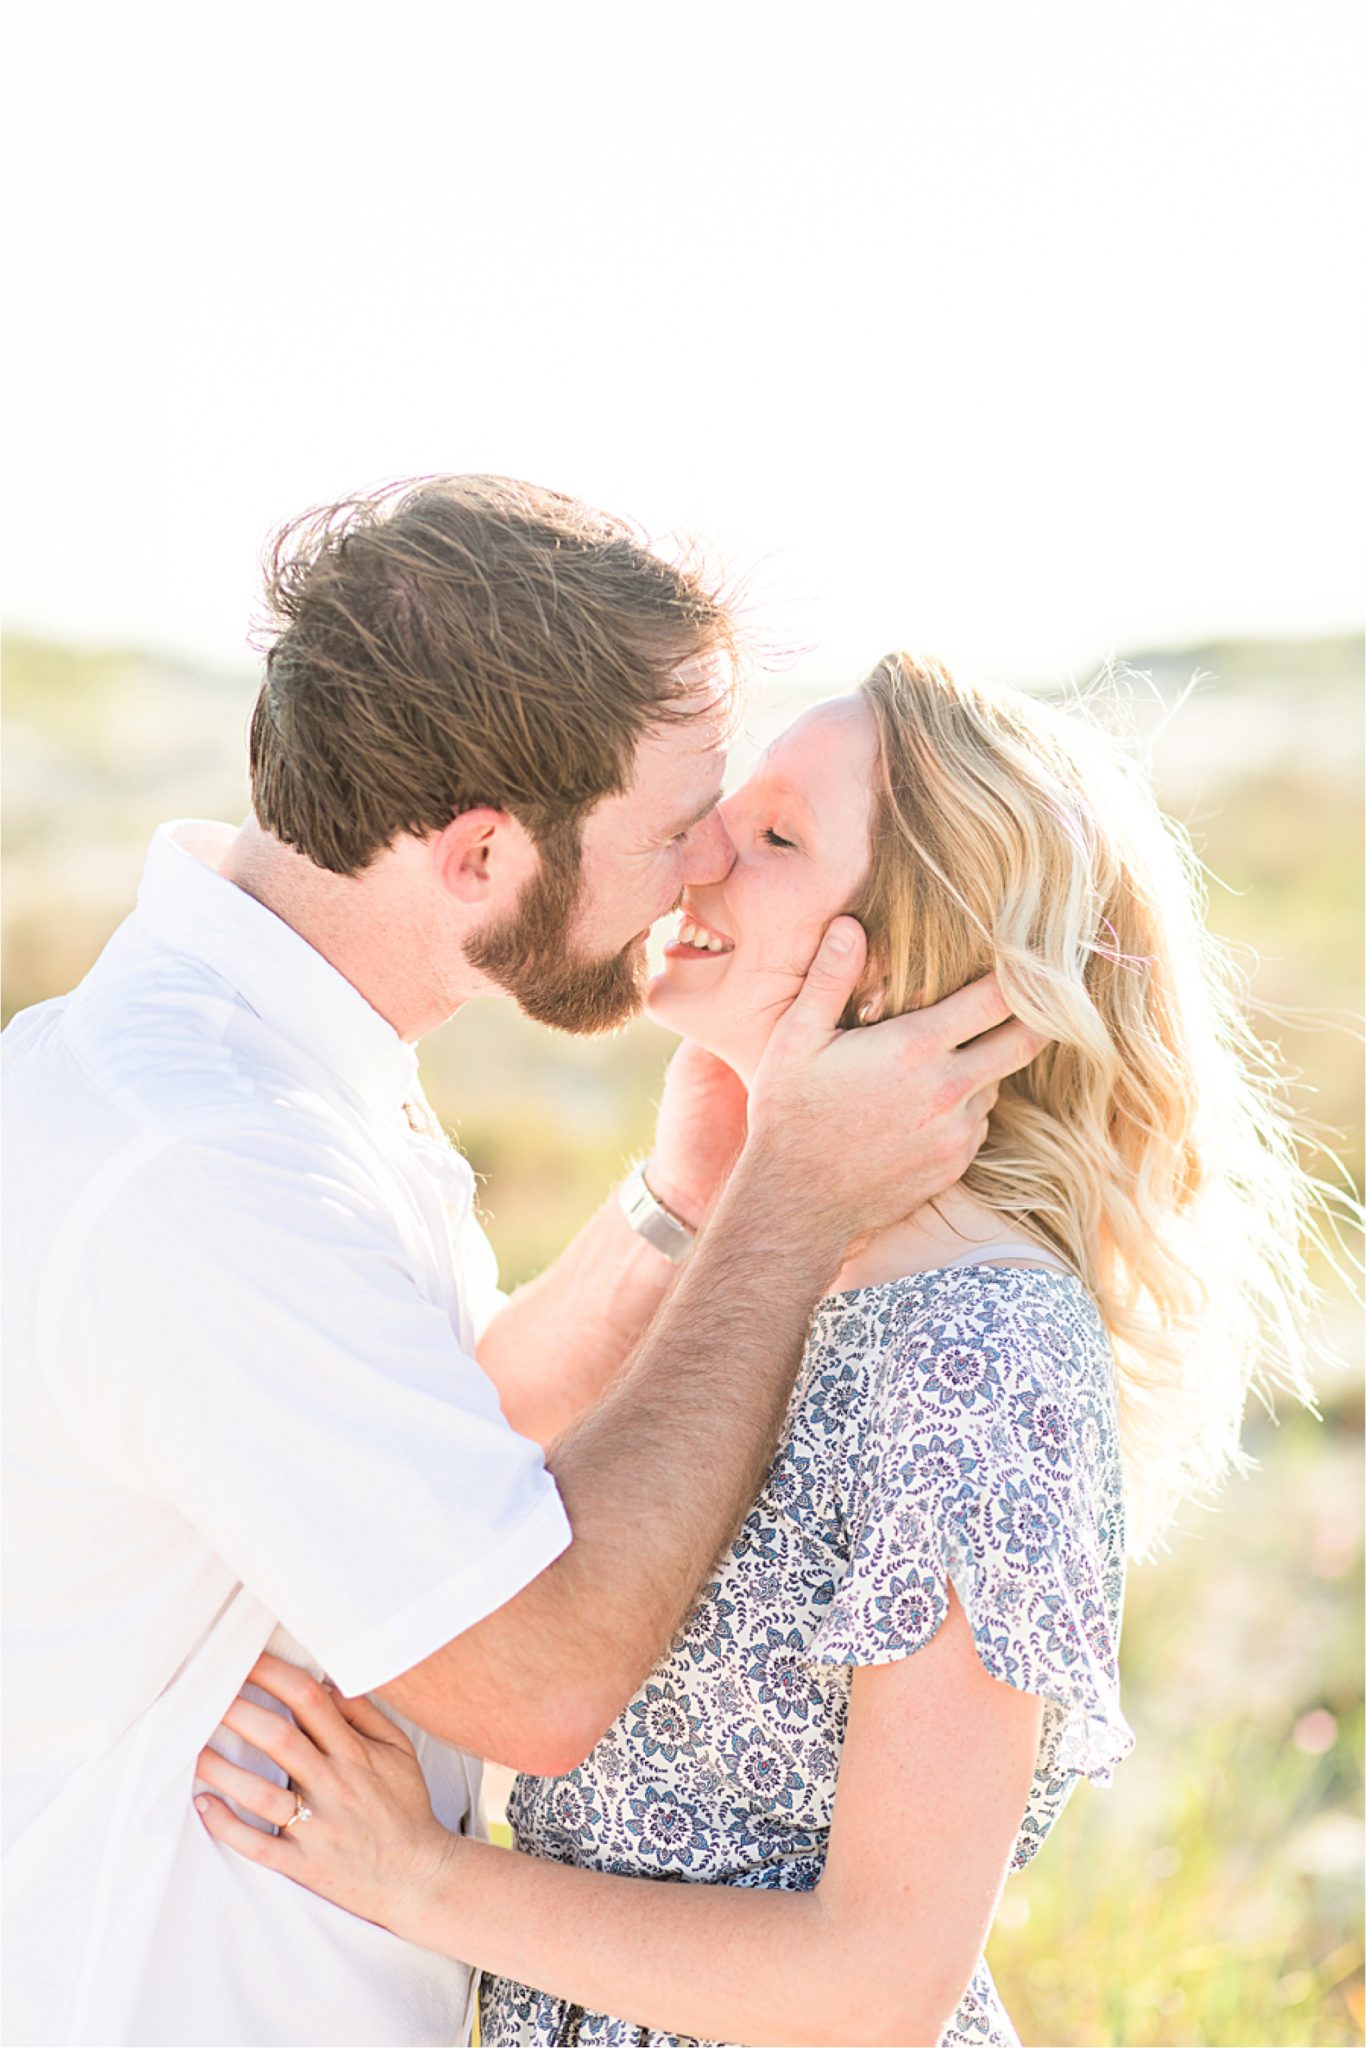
196, 1593, 1042, 2047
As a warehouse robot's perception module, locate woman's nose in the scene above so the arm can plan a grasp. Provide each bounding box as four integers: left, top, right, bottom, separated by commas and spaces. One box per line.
683, 806, 736, 884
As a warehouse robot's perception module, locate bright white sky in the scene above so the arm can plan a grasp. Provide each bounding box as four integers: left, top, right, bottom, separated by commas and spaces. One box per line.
4, 0, 1361, 686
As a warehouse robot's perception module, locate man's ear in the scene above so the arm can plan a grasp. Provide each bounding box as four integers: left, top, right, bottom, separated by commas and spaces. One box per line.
430, 808, 534, 906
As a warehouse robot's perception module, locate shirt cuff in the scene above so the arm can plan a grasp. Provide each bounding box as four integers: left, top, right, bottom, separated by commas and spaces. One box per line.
321, 1482, 573, 1698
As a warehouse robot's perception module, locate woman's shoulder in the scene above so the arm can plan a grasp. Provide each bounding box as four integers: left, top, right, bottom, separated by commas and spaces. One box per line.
810, 1263, 1119, 1476
818, 1263, 1112, 1391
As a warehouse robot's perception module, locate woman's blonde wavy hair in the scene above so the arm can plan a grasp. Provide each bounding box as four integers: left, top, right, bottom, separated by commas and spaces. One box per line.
846, 652, 1329, 1557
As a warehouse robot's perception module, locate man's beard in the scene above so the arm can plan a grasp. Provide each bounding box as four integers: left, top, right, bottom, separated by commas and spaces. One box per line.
464, 826, 651, 1036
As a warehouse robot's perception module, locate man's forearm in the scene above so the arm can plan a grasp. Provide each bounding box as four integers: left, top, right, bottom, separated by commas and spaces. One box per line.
477, 1192, 677, 1446
538, 1158, 845, 1726
380, 1143, 846, 1770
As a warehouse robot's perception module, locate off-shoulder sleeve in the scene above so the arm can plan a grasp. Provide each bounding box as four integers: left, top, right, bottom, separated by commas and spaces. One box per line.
811, 1271, 1134, 1794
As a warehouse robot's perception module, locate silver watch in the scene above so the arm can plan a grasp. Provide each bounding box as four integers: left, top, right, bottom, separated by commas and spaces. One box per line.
618, 1163, 696, 1265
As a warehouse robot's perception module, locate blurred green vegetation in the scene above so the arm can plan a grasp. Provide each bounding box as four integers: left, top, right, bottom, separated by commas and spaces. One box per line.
3, 628, 1362, 2045
988, 1398, 1364, 2046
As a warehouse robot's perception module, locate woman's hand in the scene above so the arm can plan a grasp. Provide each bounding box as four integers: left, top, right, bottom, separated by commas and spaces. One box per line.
194, 1652, 459, 1946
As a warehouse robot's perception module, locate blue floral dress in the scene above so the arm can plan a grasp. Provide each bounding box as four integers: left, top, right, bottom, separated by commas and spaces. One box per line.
480, 1260, 1134, 2048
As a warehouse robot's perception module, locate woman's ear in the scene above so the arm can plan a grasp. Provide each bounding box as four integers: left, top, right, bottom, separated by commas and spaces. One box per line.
858, 949, 894, 1025
838, 963, 889, 1030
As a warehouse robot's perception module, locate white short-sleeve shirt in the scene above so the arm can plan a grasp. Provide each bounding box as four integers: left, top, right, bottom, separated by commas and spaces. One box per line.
1, 821, 572, 2047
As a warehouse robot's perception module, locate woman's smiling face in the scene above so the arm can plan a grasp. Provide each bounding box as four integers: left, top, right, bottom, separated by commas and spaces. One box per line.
646, 693, 880, 1078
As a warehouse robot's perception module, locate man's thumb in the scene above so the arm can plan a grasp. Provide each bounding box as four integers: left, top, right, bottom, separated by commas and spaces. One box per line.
784, 917, 868, 1042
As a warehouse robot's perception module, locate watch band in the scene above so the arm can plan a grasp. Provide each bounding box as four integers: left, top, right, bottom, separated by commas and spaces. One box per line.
618, 1163, 696, 1265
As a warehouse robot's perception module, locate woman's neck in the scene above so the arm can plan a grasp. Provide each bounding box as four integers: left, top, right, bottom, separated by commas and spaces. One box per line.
831, 1185, 1052, 1293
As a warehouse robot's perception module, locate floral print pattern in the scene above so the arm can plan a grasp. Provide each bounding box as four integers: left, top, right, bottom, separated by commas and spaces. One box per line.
481, 1267, 1132, 2048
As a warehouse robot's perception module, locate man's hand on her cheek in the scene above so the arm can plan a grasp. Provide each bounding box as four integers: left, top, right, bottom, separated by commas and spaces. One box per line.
746, 917, 1047, 1240
646, 1041, 749, 1230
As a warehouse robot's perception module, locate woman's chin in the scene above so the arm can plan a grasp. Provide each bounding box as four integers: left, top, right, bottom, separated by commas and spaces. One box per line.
646, 974, 728, 1055
644, 972, 697, 1037
645, 975, 765, 1079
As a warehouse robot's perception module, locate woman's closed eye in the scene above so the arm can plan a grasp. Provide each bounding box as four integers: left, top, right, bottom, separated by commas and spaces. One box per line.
762, 827, 797, 850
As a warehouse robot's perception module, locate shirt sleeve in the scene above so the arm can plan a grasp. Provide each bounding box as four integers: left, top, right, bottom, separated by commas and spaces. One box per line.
457, 1211, 510, 1343
811, 1273, 1134, 1795
70, 1125, 571, 1697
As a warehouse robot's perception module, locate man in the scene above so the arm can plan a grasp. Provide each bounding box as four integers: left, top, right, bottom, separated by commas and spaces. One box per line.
2, 476, 1038, 2045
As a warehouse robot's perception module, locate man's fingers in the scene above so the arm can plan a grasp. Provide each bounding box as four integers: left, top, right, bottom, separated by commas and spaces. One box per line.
923, 971, 1015, 1050
778, 917, 868, 1047
954, 1016, 1045, 1091
194, 1792, 290, 1871
195, 1745, 298, 1830
962, 1080, 1000, 1129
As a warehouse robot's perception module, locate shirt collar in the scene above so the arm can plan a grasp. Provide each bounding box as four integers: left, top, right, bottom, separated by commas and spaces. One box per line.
134, 821, 421, 1118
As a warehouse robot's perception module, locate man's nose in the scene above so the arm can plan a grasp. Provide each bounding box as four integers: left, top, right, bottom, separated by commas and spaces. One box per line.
683, 807, 736, 884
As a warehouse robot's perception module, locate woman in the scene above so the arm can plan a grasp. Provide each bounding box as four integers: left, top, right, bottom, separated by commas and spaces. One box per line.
196, 655, 1318, 2046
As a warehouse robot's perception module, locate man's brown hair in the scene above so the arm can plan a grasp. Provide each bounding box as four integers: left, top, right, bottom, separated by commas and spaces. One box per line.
249, 475, 737, 875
